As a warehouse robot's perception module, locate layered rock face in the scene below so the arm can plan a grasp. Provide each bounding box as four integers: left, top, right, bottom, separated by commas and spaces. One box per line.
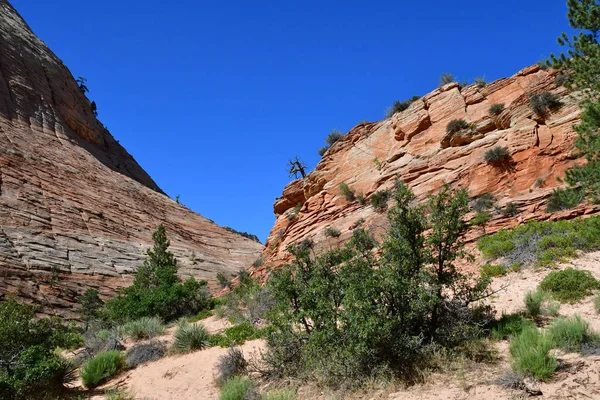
0, 1, 263, 317
261, 65, 599, 272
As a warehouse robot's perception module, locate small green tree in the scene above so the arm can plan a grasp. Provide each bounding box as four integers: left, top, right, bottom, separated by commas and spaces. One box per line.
90, 100, 98, 117
76, 76, 89, 93
550, 0, 600, 203
134, 224, 178, 289
78, 288, 104, 329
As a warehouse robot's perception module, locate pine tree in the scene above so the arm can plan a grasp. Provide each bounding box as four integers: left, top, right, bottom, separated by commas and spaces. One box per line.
78, 288, 104, 329
550, 0, 600, 202
134, 224, 179, 288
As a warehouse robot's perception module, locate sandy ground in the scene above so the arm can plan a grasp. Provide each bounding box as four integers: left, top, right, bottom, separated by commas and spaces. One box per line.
87, 253, 600, 400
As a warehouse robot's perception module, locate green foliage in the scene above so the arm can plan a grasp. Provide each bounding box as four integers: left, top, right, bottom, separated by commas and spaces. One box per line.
264, 183, 492, 385
216, 347, 248, 386
595, 294, 600, 313
440, 73, 455, 86
105, 387, 135, 400
217, 272, 232, 289
484, 146, 511, 164
217, 273, 273, 324
104, 225, 210, 323
489, 103, 505, 116
548, 315, 598, 352
78, 288, 104, 326
262, 389, 297, 400
173, 322, 210, 353
210, 322, 265, 348
471, 212, 491, 227
524, 290, 559, 318
224, 227, 261, 243
539, 268, 600, 303
121, 317, 165, 341
188, 309, 214, 323
80, 350, 125, 389
475, 77, 487, 88
318, 129, 344, 156
489, 314, 536, 340
386, 96, 420, 118
546, 187, 585, 212
219, 376, 256, 400
370, 189, 391, 212
324, 226, 341, 238
0, 300, 82, 398
480, 264, 506, 278
477, 216, 600, 268
472, 193, 496, 213
509, 326, 558, 381
339, 182, 356, 202
287, 203, 302, 221
530, 92, 562, 116
446, 119, 471, 134
502, 202, 518, 216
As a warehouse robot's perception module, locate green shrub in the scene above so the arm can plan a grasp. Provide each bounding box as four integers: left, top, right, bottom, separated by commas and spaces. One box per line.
509, 326, 558, 381
489, 103, 505, 116
480, 264, 506, 278
173, 322, 210, 353
548, 315, 597, 352
324, 226, 341, 238
339, 182, 356, 202
546, 187, 585, 212
489, 314, 535, 340
318, 130, 344, 156
471, 211, 491, 227
440, 73, 455, 86
219, 376, 256, 400
262, 389, 298, 400
211, 322, 265, 348
595, 294, 600, 313
370, 190, 391, 212
121, 317, 165, 341
472, 193, 496, 212
446, 119, 471, 134
539, 268, 600, 303
502, 202, 518, 217
386, 96, 420, 118
105, 387, 135, 400
524, 290, 546, 318
217, 272, 232, 289
475, 77, 487, 88
188, 309, 213, 323
478, 216, 600, 268
484, 146, 511, 164
80, 350, 125, 388
216, 347, 248, 386
530, 92, 561, 116
125, 341, 166, 368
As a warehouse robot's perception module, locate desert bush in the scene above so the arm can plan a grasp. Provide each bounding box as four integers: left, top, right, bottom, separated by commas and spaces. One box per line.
524, 289, 559, 318
548, 315, 598, 352
217, 274, 273, 324
475, 77, 487, 88
211, 322, 265, 348
121, 316, 165, 341
216, 347, 248, 386
318, 130, 344, 156
539, 268, 600, 303
472, 193, 496, 213
537, 60, 549, 70
530, 92, 561, 116
219, 376, 257, 400
80, 350, 125, 388
484, 146, 511, 164
324, 226, 341, 238
105, 387, 135, 400
440, 73, 455, 86
509, 326, 557, 381
173, 322, 210, 353
351, 218, 365, 229
261, 389, 297, 400
478, 216, 600, 268
287, 203, 302, 221
495, 371, 527, 390
546, 187, 585, 212
125, 341, 166, 368
188, 309, 213, 323
489, 103, 505, 116
502, 202, 518, 217
471, 212, 491, 227
595, 294, 600, 313
370, 189, 391, 212
480, 264, 506, 278
339, 182, 356, 202
446, 119, 471, 134
489, 314, 536, 340
264, 183, 493, 385
386, 96, 420, 118
217, 272, 232, 289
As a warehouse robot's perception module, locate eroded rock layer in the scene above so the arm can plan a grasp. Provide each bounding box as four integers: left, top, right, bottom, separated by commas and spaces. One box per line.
0, 1, 263, 317
261, 65, 599, 273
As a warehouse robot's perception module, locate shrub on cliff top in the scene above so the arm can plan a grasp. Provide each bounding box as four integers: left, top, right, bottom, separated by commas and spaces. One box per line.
530, 92, 561, 116
446, 119, 471, 134
489, 103, 505, 116
386, 96, 420, 118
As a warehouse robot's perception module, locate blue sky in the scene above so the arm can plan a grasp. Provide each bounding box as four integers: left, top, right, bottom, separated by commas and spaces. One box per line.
12, 0, 572, 242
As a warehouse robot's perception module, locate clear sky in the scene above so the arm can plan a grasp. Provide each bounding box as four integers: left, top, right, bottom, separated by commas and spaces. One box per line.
11, 0, 572, 242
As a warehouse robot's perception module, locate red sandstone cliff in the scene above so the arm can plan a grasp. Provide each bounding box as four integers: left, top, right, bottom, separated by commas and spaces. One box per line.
260, 65, 599, 273
0, 1, 263, 317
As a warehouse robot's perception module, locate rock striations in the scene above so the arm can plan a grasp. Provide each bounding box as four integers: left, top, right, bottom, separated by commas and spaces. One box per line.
260, 65, 599, 274
0, 0, 263, 317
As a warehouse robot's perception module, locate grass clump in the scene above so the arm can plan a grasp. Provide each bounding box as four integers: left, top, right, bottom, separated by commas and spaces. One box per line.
188, 309, 213, 323
173, 322, 210, 353
480, 264, 506, 278
80, 350, 125, 389
509, 326, 558, 381
121, 316, 165, 341
386, 96, 420, 118
524, 289, 559, 318
546, 187, 585, 212
484, 146, 511, 164
477, 216, 600, 268
324, 226, 341, 238
502, 202, 518, 217
489, 314, 536, 340
595, 294, 600, 313
210, 322, 265, 348
446, 119, 472, 134
440, 73, 455, 86
548, 315, 598, 352
370, 189, 391, 212
530, 92, 561, 116
489, 103, 505, 116
539, 268, 600, 303
471, 211, 491, 227
475, 77, 487, 88
261, 389, 298, 400
339, 182, 356, 202
219, 376, 256, 400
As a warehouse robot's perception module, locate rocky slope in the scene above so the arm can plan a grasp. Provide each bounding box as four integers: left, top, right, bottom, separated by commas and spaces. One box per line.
0, 0, 263, 317
260, 65, 599, 272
